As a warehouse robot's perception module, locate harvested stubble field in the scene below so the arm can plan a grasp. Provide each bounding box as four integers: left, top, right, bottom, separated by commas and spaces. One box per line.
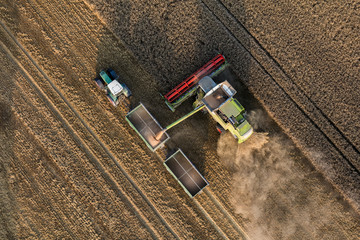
0, 0, 359, 239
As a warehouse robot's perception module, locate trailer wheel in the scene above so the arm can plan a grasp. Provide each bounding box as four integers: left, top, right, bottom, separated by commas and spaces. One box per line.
216, 123, 225, 134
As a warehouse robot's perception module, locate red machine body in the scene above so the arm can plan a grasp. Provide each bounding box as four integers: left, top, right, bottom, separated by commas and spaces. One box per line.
164, 54, 226, 103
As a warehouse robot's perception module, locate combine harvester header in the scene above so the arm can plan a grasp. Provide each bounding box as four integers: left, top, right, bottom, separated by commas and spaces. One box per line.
163, 54, 228, 111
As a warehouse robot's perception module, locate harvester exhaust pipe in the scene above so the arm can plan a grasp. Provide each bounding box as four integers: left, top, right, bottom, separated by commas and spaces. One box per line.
155, 104, 206, 141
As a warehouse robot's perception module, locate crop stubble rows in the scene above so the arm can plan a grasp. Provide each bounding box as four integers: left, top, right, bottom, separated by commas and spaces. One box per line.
81, 0, 360, 238
14, 0, 249, 236
25, 0, 256, 239
1, 0, 359, 239
0, 35, 157, 239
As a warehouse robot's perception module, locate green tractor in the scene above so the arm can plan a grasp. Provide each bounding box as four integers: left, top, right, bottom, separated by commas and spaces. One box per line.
94, 69, 131, 107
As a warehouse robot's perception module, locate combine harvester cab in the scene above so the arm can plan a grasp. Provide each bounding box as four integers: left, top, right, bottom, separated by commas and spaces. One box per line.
163, 54, 228, 111
94, 69, 131, 107
164, 149, 209, 197
126, 103, 170, 152
200, 77, 253, 143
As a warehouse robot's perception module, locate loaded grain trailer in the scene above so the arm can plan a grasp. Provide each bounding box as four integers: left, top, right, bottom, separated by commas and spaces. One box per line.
164, 149, 208, 197
125, 55, 251, 197
126, 105, 207, 197
125, 103, 169, 152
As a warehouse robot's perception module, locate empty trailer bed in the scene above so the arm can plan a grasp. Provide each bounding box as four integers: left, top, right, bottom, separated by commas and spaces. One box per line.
164, 149, 208, 197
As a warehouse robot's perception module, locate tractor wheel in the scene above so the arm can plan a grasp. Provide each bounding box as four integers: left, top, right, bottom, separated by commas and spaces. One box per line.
216, 123, 225, 134
106, 94, 118, 107
108, 69, 118, 80
95, 78, 105, 90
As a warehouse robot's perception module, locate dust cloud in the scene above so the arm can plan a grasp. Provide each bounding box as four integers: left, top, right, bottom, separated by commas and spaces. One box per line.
217, 113, 341, 239
246, 110, 270, 131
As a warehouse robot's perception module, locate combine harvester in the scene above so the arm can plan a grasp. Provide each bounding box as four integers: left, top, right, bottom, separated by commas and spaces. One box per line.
94, 69, 131, 106
156, 76, 253, 143
126, 54, 253, 197
156, 54, 253, 143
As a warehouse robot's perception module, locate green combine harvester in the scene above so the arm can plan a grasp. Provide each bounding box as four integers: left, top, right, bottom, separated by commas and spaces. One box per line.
198, 76, 253, 142
154, 76, 253, 143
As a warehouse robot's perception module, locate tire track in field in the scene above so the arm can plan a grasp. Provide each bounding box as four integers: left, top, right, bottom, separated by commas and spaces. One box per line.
9, 157, 75, 239
13, 86, 154, 238
0, 40, 140, 239
203, 189, 251, 239
64, 0, 359, 237
192, 199, 229, 240
9, 120, 93, 239
0, 42, 86, 239
195, 193, 246, 239
0, 23, 175, 239
0, 24, 172, 240
26, 0, 344, 238
4, 2, 253, 238
11, 82, 123, 239
10, 54, 168, 238
200, 0, 360, 174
